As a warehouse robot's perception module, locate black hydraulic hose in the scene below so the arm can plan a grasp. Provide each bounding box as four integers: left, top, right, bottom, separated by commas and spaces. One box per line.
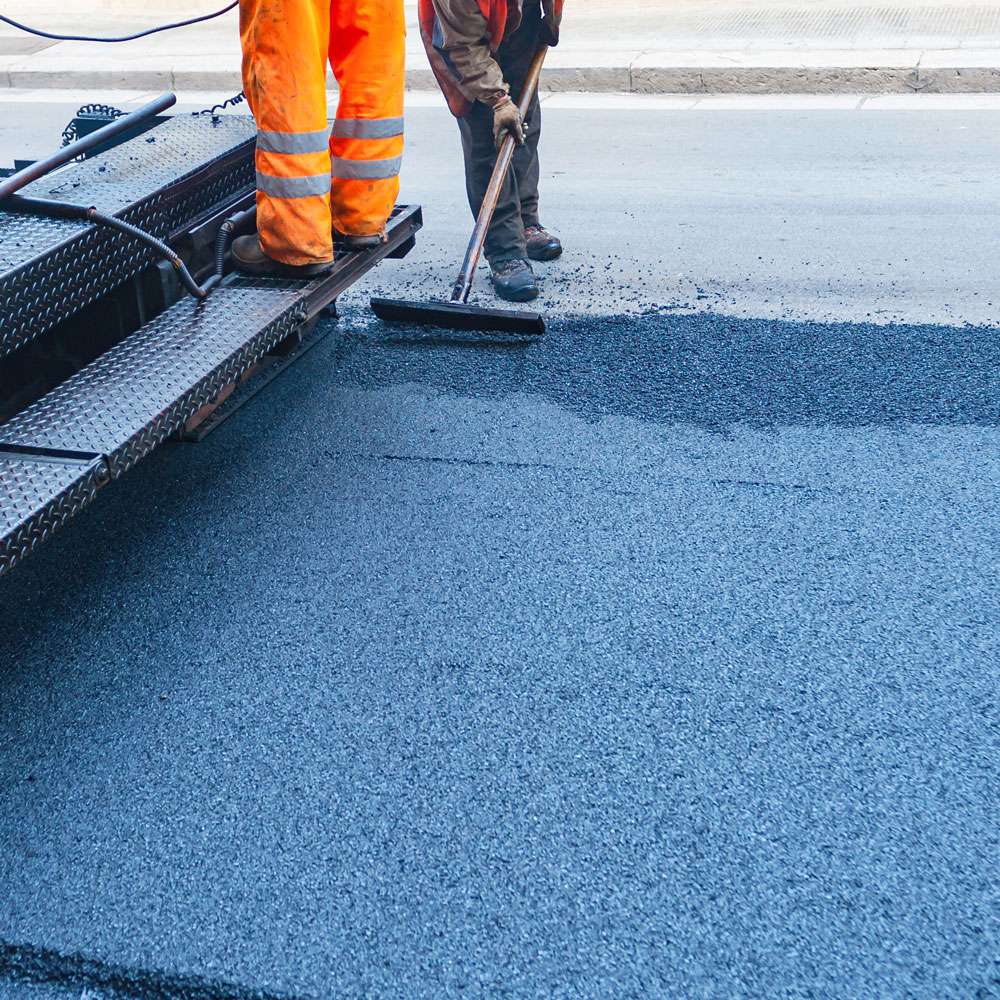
87, 209, 208, 299
0, 93, 176, 201
0, 4, 238, 44
1, 195, 83, 221
6, 195, 214, 300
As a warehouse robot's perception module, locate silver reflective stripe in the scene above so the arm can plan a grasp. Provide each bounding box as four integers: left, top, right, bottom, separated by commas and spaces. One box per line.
256, 170, 330, 199
330, 155, 402, 181
332, 116, 404, 140
256, 128, 330, 155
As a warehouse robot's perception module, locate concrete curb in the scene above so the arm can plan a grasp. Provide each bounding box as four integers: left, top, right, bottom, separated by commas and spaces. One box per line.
630, 66, 1000, 95
3, 65, 1000, 94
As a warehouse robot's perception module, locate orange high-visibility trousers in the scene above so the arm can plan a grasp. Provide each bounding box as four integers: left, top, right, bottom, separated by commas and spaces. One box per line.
240, 0, 405, 266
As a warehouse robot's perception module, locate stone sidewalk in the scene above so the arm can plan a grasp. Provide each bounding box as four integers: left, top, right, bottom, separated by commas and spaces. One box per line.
1, 1, 999, 93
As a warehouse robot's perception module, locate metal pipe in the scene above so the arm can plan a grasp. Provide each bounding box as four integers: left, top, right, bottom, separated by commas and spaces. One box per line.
0, 93, 177, 202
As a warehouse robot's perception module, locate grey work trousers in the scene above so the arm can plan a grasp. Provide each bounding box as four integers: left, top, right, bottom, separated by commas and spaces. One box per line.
456, 0, 542, 267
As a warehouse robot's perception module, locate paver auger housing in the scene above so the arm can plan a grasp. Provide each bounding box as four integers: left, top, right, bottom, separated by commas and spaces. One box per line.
0, 92, 422, 577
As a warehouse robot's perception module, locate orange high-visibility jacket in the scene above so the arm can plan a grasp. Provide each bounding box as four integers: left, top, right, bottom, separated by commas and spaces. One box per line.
419, 0, 562, 117
240, 0, 405, 266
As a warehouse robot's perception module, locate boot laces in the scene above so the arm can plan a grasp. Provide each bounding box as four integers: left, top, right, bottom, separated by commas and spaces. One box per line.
496, 259, 528, 278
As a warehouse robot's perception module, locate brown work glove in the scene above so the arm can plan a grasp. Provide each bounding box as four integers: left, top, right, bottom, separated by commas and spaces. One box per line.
492, 95, 524, 150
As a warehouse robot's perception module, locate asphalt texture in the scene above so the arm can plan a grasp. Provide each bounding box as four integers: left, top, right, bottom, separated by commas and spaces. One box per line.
2, 101, 1000, 1000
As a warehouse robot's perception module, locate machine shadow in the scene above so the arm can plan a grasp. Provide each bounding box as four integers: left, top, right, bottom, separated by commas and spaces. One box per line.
349, 310, 1000, 429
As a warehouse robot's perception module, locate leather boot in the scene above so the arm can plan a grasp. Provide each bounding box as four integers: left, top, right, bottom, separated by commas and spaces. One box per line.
524, 224, 562, 261
490, 258, 538, 302
232, 235, 333, 277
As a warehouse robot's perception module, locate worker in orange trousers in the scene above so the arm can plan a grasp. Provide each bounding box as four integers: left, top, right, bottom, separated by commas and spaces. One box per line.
233, 0, 405, 276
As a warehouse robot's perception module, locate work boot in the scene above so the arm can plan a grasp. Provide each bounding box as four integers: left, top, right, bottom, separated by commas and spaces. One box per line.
231, 235, 332, 277
490, 258, 538, 302
334, 229, 383, 252
524, 224, 562, 262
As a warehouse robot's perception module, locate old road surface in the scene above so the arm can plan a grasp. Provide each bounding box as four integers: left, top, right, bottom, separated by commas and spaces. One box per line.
2, 93, 1000, 1000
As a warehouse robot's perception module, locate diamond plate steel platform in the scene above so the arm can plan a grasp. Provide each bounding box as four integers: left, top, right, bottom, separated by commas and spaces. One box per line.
0, 286, 306, 479
0, 454, 108, 575
0, 203, 422, 577
0, 114, 256, 359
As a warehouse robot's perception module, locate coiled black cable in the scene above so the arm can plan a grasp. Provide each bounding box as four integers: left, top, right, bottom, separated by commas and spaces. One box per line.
0, 3, 238, 44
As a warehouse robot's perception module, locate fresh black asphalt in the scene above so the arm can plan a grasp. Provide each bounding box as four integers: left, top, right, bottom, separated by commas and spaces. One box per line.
2, 305, 1000, 1000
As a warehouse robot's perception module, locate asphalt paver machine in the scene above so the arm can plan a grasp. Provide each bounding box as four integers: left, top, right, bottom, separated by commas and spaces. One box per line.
0, 93, 422, 577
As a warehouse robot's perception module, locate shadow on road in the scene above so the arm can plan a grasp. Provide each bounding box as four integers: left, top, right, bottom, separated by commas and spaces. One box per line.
346, 310, 1000, 429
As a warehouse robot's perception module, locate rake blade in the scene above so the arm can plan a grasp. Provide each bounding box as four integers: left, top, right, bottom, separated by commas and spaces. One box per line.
370, 297, 544, 337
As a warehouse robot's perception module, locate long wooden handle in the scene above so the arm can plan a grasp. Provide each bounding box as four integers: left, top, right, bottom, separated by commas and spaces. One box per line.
450, 45, 549, 304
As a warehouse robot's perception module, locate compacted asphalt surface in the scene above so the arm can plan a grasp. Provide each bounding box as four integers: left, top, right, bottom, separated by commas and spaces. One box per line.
1, 98, 1000, 1000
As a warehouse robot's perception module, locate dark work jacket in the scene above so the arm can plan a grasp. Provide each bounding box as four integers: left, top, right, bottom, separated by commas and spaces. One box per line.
419, 0, 562, 116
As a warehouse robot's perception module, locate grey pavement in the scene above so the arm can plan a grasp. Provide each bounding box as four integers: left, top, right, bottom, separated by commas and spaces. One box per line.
2, 99, 1000, 999
5, 89, 1000, 327
3, 1, 1000, 93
